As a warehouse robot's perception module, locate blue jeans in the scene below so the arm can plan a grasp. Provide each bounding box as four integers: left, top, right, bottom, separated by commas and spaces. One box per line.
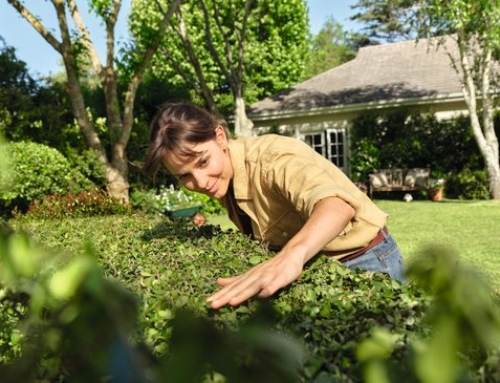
343, 231, 406, 282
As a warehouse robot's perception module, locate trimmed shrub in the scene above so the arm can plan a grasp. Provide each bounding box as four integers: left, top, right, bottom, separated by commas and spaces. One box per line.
65, 148, 107, 189
5, 215, 430, 382
0, 141, 94, 213
4, 214, 500, 382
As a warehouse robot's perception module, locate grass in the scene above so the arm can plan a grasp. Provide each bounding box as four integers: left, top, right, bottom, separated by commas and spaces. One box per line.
208, 199, 500, 294
376, 199, 500, 291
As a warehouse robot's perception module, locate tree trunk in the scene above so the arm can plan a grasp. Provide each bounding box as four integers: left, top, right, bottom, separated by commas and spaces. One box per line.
106, 158, 129, 203
7, 0, 181, 204
456, 35, 500, 200
234, 96, 253, 138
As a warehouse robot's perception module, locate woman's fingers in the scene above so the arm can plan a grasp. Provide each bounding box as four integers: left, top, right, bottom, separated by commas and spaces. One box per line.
207, 256, 303, 309
208, 270, 268, 309
216, 276, 238, 287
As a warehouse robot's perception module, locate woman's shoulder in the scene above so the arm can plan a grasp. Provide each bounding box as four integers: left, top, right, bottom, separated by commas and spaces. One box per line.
234, 134, 308, 153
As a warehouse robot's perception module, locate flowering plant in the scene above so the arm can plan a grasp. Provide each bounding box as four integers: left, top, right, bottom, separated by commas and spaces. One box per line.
428, 178, 445, 189
154, 184, 198, 211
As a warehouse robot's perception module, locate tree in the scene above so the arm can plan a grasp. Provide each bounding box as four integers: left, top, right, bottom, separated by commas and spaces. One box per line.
131, 0, 309, 137
351, 0, 500, 199
304, 17, 356, 79
193, 0, 256, 137
0, 38, 75, 150
422, 0, 500, 200
6, 0, 181, 203
350, 0, 418, 44
0, 38, 39, 140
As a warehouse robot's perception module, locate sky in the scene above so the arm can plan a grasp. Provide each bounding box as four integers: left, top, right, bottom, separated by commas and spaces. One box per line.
0, 0, 363, 77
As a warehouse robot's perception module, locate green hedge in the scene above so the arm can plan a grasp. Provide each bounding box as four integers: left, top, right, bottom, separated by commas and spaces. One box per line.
4, 214, 499, 382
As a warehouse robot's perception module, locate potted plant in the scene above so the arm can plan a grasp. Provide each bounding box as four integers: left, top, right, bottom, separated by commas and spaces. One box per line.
154, 185, 202, 218
427, 177, 445, 201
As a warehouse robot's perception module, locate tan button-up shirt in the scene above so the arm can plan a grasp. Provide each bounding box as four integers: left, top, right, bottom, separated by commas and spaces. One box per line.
225, 134, 388, 260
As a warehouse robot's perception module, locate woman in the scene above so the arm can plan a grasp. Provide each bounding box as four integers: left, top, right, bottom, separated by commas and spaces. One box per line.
144, 102, 405, 309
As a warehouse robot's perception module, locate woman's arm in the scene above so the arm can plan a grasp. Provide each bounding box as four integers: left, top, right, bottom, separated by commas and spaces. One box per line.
207, 196, 355, 309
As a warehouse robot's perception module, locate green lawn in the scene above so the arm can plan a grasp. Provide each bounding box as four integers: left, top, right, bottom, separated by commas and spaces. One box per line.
209, 199, 500, 293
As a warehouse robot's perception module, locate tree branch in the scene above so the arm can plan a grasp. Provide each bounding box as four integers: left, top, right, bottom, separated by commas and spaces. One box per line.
66, 0, 104, 74
198, 0, 234, 88
121, 0, 182, 147
7, 0, 63, 53
50, 0, 106, 159
176, 6, 217, 111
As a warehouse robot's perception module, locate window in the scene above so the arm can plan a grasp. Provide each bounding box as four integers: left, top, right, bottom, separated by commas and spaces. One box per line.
304, 129, 347, 173
304, 133, 325, 157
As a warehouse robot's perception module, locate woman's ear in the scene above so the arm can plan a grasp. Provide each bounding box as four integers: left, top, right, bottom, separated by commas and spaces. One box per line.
215, 125, 228, 149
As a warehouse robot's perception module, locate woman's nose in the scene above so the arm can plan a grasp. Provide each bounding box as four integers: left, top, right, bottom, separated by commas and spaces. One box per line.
192, 171, 207, 190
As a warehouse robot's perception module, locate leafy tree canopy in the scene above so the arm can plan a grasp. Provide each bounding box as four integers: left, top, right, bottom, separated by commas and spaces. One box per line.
304, 17, 356, 79
0, 38, 74, 149
129, 0, 309, 115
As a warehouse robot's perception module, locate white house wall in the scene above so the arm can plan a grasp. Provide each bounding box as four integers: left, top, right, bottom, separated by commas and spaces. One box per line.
250, 95, 470, 138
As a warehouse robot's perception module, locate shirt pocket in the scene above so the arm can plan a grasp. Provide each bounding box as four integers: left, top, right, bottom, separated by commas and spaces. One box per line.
262, 210, 303, 249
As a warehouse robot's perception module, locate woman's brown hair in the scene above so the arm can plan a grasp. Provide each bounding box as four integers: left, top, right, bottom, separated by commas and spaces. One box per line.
143, 102, 226, 176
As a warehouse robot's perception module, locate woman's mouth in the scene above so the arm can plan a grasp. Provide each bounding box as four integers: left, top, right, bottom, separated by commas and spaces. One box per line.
206, 177, 220, 195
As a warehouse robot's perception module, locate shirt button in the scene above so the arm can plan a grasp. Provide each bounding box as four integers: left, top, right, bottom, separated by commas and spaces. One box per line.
282, 231, 288, 237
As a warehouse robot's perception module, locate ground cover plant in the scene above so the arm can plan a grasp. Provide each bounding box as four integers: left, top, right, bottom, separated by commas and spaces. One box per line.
2, 199, 500, 381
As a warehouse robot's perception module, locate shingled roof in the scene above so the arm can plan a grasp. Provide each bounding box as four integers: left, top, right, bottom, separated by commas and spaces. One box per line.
249, 36, 462, 115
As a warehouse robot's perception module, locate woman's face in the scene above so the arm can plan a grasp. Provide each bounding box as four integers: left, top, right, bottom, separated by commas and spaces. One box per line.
163, 126, 233, 200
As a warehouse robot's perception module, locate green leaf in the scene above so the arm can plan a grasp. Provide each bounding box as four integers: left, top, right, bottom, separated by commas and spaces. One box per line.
248, 255, 262, 265
47, 256, 99, 301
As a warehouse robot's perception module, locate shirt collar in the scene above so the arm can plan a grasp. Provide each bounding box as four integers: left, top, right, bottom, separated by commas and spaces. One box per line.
228, 139, 252, 200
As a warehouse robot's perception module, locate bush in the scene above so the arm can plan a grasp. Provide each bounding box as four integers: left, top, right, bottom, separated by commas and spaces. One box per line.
4, 214, 500, 382
349, 109, 490, 198
65, 148, 107, 189
0, 141, 94, 213
445, 169, 490, 200
26, 189, 129, 218
349, 137, 380, 183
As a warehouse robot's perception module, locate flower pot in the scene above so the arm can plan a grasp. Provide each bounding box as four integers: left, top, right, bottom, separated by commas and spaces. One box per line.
427, 187, 443, 202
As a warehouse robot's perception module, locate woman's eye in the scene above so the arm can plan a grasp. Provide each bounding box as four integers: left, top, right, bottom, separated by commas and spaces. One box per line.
199, 158, 208, 167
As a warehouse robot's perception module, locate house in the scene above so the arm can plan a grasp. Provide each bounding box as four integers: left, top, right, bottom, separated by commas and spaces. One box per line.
247, 36, 466, 174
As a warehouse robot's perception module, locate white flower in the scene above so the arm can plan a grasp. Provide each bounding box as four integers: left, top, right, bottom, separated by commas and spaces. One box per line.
154, 184, 196, 211
429, 178, 445, 188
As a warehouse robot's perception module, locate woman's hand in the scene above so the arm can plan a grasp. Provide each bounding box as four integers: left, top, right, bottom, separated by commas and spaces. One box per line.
207, 196, 355, 309
207, 249, 305, 309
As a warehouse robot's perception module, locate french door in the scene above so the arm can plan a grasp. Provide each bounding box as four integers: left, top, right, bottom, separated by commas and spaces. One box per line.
304, 128, 347, 173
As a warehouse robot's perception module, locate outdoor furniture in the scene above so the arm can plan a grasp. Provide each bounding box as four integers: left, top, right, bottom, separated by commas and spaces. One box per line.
368, 168, 431, 199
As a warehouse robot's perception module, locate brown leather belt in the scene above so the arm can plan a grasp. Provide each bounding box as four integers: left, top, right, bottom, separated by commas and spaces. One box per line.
340, 226, 389, 263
